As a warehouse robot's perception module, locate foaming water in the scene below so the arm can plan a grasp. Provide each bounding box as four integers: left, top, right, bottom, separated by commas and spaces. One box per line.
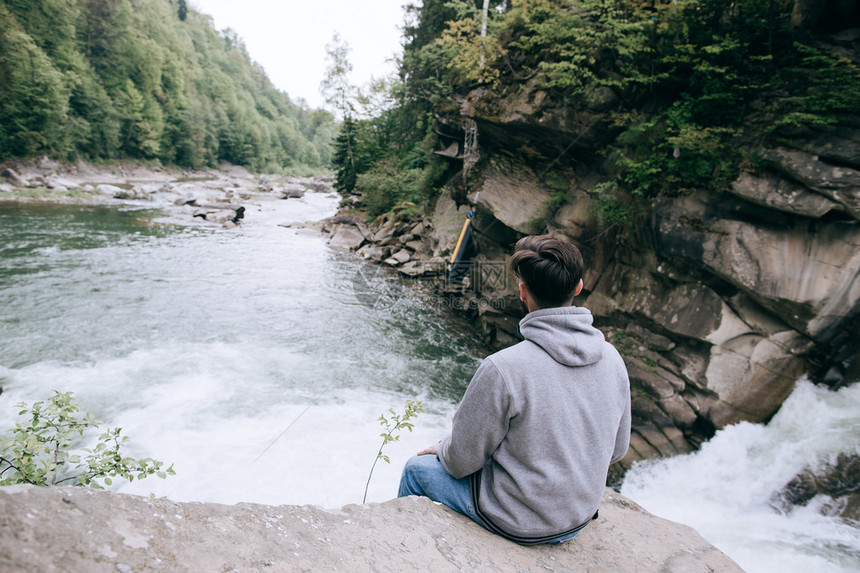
0, 195, 479, 507
622, 380, 860, 572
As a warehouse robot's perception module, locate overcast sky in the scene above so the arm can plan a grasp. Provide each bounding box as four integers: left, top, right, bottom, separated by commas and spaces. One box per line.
191, 1, 408, 110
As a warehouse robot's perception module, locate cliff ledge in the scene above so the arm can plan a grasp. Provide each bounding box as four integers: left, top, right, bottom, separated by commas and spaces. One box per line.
0, 485, 741, 572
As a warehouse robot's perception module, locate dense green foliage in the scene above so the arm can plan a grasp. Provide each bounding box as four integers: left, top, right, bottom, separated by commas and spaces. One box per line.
0, 391, 174, 488
327, 32, 449, 219
333, 0, 859, 227
0, 0, 335, 171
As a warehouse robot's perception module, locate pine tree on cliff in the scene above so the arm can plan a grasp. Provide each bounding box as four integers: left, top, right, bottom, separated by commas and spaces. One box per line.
333, 116, 357, 193
178, 0, 188, 21
321, 33, 359, 193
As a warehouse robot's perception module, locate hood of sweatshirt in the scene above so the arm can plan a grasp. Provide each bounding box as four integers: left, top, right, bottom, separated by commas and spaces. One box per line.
518, 306, 605, 367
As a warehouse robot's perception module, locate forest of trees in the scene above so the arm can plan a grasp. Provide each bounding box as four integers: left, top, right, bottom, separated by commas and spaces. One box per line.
2, 0, 856, 191
332, 0, 860, 221
0, 0, 336, 172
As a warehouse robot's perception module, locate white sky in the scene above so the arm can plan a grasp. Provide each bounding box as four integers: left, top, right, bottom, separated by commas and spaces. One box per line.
191, 1, 408, 110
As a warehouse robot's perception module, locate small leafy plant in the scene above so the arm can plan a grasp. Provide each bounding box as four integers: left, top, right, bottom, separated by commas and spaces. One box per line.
0, 390, 174, 489
363, 399, 424, 503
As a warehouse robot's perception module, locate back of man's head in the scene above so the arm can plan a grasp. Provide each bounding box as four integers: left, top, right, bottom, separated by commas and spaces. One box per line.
509, 235, 584, 308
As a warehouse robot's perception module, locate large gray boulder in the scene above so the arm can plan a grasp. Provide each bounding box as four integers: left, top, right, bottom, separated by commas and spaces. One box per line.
759, 147, 860, 220
431, 192, 471, 257
0, 485, 741, 572
96, 183, 127, 196
655, 191, 860, 341
788, 125, 860, 169
472, 163, 552, 236
729, 172, 842, 218
328, 224, 366, 251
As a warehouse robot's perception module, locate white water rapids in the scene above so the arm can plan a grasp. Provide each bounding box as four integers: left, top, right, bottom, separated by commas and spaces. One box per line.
0, 193, 478, 506
1, 192, 857, 571
622, 380, 860, 572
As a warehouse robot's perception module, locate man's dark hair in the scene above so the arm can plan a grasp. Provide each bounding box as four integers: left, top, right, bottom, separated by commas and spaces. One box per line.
509, 235, 584, 308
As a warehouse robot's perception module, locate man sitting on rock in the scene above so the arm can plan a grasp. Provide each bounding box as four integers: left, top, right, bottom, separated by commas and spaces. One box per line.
398, 234, 631, 545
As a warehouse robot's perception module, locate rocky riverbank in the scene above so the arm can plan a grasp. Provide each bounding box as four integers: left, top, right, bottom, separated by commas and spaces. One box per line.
0, 157, 335, 227
0, 484, 741, 572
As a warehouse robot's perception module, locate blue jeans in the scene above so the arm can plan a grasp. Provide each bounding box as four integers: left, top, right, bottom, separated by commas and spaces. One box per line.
397, 454, 579, 544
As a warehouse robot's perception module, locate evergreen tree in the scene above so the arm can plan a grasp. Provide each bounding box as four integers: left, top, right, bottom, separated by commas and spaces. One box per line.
0, 7, 69, 156
0, 0, 334, 171
333, 117, 358, 192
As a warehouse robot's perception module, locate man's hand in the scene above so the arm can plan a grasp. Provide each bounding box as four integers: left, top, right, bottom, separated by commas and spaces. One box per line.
417, 443, 438, 456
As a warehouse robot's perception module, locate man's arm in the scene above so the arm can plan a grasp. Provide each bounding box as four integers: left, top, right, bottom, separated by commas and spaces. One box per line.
436, 359, 512, 479
610, 371, 632, 464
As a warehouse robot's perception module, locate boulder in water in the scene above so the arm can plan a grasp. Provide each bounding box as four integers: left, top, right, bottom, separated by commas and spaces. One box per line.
281, 183, 307, 199
329, 224, 366, 250
771, 453, 860, 522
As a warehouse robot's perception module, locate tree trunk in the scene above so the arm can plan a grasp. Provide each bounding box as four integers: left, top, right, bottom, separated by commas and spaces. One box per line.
480, 0, 490, 67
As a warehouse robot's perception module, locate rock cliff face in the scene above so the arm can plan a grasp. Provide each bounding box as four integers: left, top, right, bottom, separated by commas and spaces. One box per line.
0, 484, 741, 572
325, 33, 860, 474
445, 113, 860, 472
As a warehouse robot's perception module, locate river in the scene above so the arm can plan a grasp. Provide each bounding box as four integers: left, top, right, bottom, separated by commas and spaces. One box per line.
0, 193, 483, 507
1, 193, 857, 572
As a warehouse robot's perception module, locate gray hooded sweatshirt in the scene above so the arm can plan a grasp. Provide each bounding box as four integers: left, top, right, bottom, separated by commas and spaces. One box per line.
437, 306, 631, 542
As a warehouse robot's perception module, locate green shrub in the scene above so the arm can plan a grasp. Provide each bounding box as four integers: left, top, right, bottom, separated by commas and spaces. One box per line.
356, 159, 434, 218
773, 42, 860, 130
0, 391, 174, 489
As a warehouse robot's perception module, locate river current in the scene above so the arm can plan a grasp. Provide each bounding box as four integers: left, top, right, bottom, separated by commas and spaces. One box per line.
0, 194, 483, 507
1, 193, 857, 572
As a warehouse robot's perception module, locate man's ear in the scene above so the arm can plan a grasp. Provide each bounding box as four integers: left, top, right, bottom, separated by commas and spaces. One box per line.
574, 278, 583, 296
519, 281, 528, 302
